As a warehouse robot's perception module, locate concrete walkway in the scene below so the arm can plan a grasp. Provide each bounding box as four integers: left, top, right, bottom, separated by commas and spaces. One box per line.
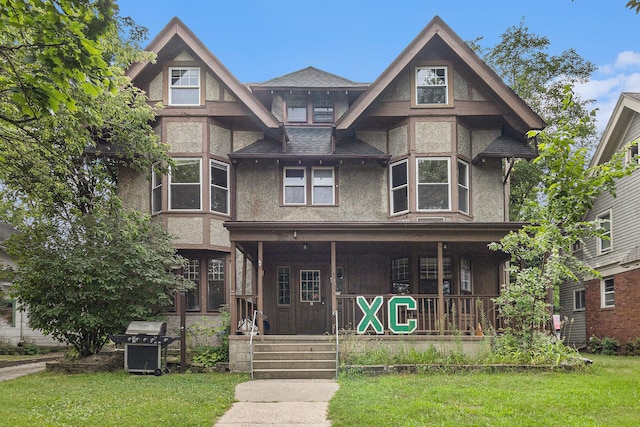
214, 379, 339, 426
0, 361, 48, 382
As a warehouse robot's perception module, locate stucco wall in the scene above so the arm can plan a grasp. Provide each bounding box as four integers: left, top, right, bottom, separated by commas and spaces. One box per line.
457, 124, 471, 158
118, 167, 150, 213
233, 131, 263, 152
210, 124, 231, 156
205, 71, 220, 101
471, 129, 500, 158
471, 159, 504, 222
168, 217, 204, 244
453, 69, 468, 101
389, 125, 408, 158
210, 219, 230, 248
356, 131, 387, 153
271, 94, 284, 121
415, 121, 452, 153
381, 70, 410, 102
149, 72, 163, 102
167, 121, 203, 153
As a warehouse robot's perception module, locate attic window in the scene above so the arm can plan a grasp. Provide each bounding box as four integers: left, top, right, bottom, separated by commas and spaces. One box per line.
416, 66, 447, 105
313, 94, 334, 123
169, 67, 200, 105
286, 96, 307, 122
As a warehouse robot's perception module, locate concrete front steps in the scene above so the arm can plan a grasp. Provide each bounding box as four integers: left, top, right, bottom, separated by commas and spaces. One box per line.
251, 336, 337, 379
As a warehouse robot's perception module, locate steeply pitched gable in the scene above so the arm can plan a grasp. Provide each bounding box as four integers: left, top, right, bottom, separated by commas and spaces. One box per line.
591, 92, 640, 166
335, 16, 544, 135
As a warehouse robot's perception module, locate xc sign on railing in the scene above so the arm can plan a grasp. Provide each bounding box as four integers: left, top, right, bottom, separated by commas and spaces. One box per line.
356, 296, 418, 334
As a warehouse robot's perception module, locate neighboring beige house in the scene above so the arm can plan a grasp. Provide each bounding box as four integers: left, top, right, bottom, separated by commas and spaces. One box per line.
121, 15, 544, 375
560, 93, 640, 350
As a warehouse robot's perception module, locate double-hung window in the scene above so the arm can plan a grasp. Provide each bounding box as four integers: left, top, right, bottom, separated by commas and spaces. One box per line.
602, 277, 615, 308
151, 168, 162, 214
390, 160, 409, 214
207, 258, 225, 312
286, 96, 307, 123
313, 94, 334, 123
284, 167, 306, 205
417, 158, 450, 210
169, 159, 201, 210
574, 289, 585, 311
169, 67, 200, 106
415, 66, 448, 105
458, 160, 469, 214
210, 160, 229, 215
596, 211, 612, 254
312, 167, 334, 205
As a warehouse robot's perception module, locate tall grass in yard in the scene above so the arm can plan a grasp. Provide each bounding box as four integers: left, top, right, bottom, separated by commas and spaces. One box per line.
1, 371, 247, 426
329, 354, 640, 426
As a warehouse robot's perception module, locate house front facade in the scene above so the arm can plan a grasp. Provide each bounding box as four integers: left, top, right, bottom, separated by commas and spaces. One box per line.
560, 93, 640, 350
121, 16, 543, 370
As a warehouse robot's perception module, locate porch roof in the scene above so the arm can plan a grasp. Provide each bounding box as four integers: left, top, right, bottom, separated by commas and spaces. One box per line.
225, 221, 525, 243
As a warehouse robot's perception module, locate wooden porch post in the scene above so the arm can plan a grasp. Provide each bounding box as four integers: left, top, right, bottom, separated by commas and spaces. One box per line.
257, 241, 264, 336
230, 242, 237, 336
437, 241, 445, 334
331, 241, 337, 333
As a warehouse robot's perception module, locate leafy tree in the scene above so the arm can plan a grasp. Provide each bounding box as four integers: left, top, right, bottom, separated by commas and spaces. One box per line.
627, 0, 640, 13
476, 19, 597, 219
0, 2, 186, 356
489, 90, 638, 357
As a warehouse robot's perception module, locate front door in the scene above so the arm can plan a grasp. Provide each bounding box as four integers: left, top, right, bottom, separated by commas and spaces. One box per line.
296, 269, 329, 334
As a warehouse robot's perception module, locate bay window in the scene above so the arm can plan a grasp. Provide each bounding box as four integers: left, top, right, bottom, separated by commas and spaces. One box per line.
458, 160, 469, 214
210, 160, 229, 215
417, 158, 450, 211
390, 160, 408, 214
151, 168, 162, 214
169, 159, 201, 210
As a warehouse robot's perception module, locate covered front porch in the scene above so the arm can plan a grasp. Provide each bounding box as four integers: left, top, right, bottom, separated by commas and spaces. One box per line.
226, 222, 515, 337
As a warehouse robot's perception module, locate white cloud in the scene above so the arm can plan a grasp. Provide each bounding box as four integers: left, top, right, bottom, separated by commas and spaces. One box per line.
574, 51, 640, 133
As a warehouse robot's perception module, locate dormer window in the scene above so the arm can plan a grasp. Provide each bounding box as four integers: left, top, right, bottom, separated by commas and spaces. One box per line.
286, 96, 307, 122
412, 62, 453, 107
286, 92, 334, 124
169, 67, 200, 105
313, 94, 334, 123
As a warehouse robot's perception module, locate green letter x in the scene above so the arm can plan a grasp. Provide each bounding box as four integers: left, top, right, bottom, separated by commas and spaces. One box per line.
357, 296, 384, 334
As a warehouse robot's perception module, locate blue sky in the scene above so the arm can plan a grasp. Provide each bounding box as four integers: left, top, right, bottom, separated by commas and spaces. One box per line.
118, 0, 640, 132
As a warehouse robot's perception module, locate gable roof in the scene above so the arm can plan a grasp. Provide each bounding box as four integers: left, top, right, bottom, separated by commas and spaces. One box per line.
250, 66, 369, 91
335, 16, 544, 134
126, 17, 283, 140
591, 92, 640, 166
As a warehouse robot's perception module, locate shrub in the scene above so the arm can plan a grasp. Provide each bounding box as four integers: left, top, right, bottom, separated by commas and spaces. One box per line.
600, 337, 620, 355
625, 338, 640, 356
588, 335, 602, 354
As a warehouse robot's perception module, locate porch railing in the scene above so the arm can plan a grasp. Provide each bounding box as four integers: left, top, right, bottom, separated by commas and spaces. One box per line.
336, 294, 502, 335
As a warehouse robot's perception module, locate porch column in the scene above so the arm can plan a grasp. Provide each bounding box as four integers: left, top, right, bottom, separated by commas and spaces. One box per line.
331, 241, 337, 333
257, 241, 264, 336
230, 242, 237, 335
437, 241, 445, 334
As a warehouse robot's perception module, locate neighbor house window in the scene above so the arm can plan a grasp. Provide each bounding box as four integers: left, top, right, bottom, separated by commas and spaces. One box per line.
169, 158, 201, 210
602, 277, 615, 308
415, 66, 448, 105
169, 67, 200, 105
210, 160, 229, 215
460, 258, 472, 294
574, 289, 585, 311
207, 258, 225, 312
458, 160, 469, 214
596, 211, 612, 254
183, 259, 200, 311
628, 143, 639, 165
286, 96, 307, 122
277, 267, 291, 305
151, 168, 162, 214
312, 167, 335, 205
417, 158, 450, 210
300, 270, 321, 302
313, 94, 334, 123
392, 257, 410, 283
390, 160, 408, 214
284, 167, 306, 205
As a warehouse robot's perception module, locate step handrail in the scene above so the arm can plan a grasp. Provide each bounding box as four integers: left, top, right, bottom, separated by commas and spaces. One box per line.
333, 309, 339, 378
249, 309, 258, 379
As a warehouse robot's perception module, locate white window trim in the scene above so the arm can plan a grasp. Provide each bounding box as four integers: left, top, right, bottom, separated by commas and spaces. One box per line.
457, 159, 470, 214
151, 168, 162, 214
415, 65, 448, 105
210, 159, 230, 215
283, 167, 307, 205
416, 157, 451, 212
601, 277, 615, 308
390, 159, 409, 215
573, 289, 585, 312
311, 166, 335, 205
596, 210, 612, 255
168, 158, 202, 211
168, 67, 201, 106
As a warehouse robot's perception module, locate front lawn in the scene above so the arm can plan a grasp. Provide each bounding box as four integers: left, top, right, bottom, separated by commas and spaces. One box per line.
1, 370, 247, 426
329, 354, 640, 426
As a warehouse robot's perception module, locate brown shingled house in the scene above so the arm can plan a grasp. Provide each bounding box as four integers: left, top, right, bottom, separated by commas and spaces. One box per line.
121, 16, 544, 376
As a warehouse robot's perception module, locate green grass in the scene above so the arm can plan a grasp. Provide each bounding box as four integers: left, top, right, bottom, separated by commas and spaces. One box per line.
1, 370, 247, 426
329, 354, 640, 426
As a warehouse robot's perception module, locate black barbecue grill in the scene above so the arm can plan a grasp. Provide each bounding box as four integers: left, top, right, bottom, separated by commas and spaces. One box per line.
109, 321, 179, 375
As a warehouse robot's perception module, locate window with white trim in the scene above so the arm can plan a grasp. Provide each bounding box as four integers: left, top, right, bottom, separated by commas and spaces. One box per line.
390, 160, 408, 214
207, 258, 225, 312
169, 67, 200, 105
284, 167, 306, 205
312, 167, 335, 205
596, 211, 612, 254
210, 160, 229, 215
169, 159, 201, 210
183, 259, 200, 311
460, 258, 472, 294
458, 160, 469, 214
151, 168, 162, 214
415, 66, 448, 105
602, 277, 615, 308
417, 158, 450, 210
300, 270, 321, 302
574, 289, 585, 311
627, 143, 639, 165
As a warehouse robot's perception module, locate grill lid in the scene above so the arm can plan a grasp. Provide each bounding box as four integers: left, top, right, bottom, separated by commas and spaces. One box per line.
125, 321, 167, 336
